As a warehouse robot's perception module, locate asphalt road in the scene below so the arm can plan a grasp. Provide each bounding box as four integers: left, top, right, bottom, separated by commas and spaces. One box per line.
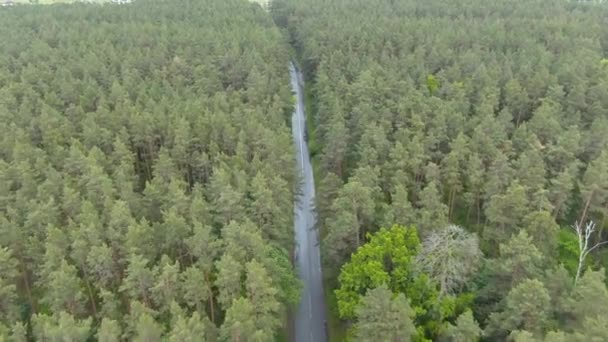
290, 62, 327, 342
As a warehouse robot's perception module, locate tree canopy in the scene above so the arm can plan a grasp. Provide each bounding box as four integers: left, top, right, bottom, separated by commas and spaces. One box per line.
273, 0, 608, 339
2, 0, 608, 339
0, 0, 298, 339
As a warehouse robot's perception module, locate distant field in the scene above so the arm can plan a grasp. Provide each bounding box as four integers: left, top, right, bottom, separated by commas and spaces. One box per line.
10, 0, 265, 5
12, 0, 112, 4
250, 0, 270, 8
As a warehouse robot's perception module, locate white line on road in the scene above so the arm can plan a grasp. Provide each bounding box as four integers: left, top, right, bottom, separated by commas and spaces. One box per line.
309, 294, 312, 320
292, 62, 326, 342
293, 71, 305, 170
299, 111, 304, 168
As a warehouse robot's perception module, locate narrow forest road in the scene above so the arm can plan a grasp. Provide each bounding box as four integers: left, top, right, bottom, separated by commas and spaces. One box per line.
290, 62, 327, 342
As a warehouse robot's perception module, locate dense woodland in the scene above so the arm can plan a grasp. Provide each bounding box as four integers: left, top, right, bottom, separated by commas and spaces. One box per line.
273, 0, 608, 340
0, 0, 301, 340
2, 0, 608, 340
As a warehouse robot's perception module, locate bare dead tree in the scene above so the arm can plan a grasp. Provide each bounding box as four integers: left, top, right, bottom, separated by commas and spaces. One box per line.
573, 220, 608, 285
416, 225, 481, 296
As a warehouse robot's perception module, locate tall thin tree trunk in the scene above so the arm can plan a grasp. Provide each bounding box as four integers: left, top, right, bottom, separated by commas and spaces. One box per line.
355, 215, 361, 248
552, 201, 563, 220
448, 187, 456, 221
575, 249, 585, 285
146, 140, 154, 180
476, 194, 481, 226
84, 275, 98, 317
21, 265, 36, 313
579, 192, 593, 229
186, 165, 193, 189
143, 293, 152, 308
205, 272, 216, 324
516, 111, 522, 127
208, 293, 215, 324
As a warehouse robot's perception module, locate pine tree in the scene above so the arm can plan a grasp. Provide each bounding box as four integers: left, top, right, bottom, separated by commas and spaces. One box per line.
168, 304, 208, 342
496, 231, 544, 290
565, 269, 608, 329
578, 151, 608, 224
521, 211, 559, 259
245, 260, 281, 334
215, 254, 243, 310
220, 297, 258, 342
354, 285, 416, 341
32, 312, 91, 342
417, 181, 448, 235
97, 318, 122, 342
120, 254, 156, 307
151, 256, 181, 314
484, 182, 530, 246
41, 259, 86, 316
383, 184, 416, 228
486, 279, 551, 339
133, 313, 163, 342
445, 310, 482, 342
0, 247, 19, 322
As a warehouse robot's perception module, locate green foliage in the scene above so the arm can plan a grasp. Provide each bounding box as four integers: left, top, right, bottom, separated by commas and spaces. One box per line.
2, 0, 608, 338
220, 298, 259, 342
0, 0, 296, 337
445, 310, 481, 342
167, 309, 208, 342
485, 279, 551, 339
323, 179, 377, 273
133, 313, 162, 342
557, 228, 584, 277
354, 285, 417, 341
215, 254, 244, 310
335, 225, 421, 318
417, 181, 449, 234
484, 182, 530, 246
264, 246, 302, 306
565, 269, 608, 329
245, 260, 281, 335
522, 211, 560, 260
439, 292, 475, 320
573, 315, 608, 341
32, 312, 92, 341
426, 74, 440, 96
276, 1, 608, 336
336, 225, 448, 339
0, 248, 19, 323
97, 318, 121, 342
474, 230, 546, 323
496, 231, 545, 289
